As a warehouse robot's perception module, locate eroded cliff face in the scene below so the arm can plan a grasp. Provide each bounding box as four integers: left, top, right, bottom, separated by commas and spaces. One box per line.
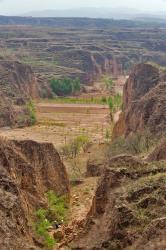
113, 63, 166, 137
72, 155, 166, 250
51, 48, 122, 84
70, 63, 166, 250
147, 139, 166, 162
0, 138, 69, 250
123, 64, 159, 110
0, 60, 38, 127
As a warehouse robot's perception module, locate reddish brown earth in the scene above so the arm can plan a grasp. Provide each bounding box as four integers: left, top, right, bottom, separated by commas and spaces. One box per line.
0, 60, 38, 127
113, 63, 166, 137
71, 155, 166, 250
0, 138, 69, 250
66, 63, 166, 250
0, 103, 110, 149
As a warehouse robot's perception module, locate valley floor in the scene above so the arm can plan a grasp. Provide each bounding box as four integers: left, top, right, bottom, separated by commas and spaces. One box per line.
0, 101, 111, 241
0, 102, 110, 149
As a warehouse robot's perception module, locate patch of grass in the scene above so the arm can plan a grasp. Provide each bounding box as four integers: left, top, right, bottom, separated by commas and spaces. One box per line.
35, 208, 56, 249
41, 96, 109, 105
46, 191, 69, 223
38, 119, 66, 127
34, 191, 69, 249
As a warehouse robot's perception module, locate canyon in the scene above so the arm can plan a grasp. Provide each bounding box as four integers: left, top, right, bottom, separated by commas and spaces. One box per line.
0, 17, 165, 250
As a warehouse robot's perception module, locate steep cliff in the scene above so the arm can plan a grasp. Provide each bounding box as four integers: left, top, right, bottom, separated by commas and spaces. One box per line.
72, 155, 166, 249
113, 63, 166, 137
0, 60, 38, 127
0, 138, 69, 249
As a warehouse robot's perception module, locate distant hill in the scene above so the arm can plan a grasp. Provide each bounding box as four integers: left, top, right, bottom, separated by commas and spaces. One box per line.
24, 8, 141, 19
23, 8, 166, 20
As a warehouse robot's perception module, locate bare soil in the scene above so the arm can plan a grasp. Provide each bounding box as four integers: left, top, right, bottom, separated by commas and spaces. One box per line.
0, 102, 110, 149
0, 102, 110, 227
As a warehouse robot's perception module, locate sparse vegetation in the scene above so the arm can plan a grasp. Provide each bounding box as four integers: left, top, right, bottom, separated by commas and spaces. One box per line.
34, 191, 69, 249
103, 77, 115, 93
108, 94, 122, 114
105, 129, 111, 141
44, 96, 109, 105
109, 130, 159, 157
61, 135, 90, 158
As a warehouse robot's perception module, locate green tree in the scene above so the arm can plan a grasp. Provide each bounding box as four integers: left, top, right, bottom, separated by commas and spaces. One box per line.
26, 100, 36, 125
50, 78, 81, 96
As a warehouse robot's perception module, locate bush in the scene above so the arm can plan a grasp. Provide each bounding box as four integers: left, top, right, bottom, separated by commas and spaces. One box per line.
104, 77, 115, 93
61, 135, 90, 158
46, 191, 68, 223
72, 135, 89, 156
108, 94, 122, 114
26, 100, 36, 125
35, 208, 55, 249
50, 77, 81, 96
105, 129, 111, 141
34, 191, 69, 249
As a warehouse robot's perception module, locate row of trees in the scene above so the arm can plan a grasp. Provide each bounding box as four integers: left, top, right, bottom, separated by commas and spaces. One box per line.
50, 77, 81, 96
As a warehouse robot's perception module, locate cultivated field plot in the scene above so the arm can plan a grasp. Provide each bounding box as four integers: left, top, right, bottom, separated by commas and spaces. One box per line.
0, 103, 110, 149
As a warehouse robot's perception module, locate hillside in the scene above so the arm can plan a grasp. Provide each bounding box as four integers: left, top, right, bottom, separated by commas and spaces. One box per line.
0, 60, 38, 127
113, 63, 166, 137
71, 63, 166, 249
0, 18, 165, 97
0, 138, 69, 249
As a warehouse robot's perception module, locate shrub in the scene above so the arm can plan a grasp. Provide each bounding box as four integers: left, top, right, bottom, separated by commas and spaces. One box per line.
101, 96, 107, 104
108, 94, 122, 114
35, 208, 55, 249
34, 191, 69, 249
26, 99, 36, 125
105, 129, 111, 141
46, 191, 68, 223
61, 135, 89, 158
50, 77, 81, 96
104, 77, 115, 93
108, 97, 114, 111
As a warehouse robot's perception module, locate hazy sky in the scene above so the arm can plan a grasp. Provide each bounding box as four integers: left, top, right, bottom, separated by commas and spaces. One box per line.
0, 0, 166, 15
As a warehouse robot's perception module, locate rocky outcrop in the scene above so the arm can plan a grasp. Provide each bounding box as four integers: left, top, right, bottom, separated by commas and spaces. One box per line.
123, 64, 159, 110
72, 155, 166, 249
0, 138, 69, 250
124, 81, 166, 135
113, 64, 166, 137
86, 157, 106, 177
0, 60, 38, 127
112, 112, 126, 139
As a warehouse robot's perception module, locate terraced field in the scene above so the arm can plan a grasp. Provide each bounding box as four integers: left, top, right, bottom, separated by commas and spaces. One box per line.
0, 102, 110, 149
0, 19, 165, 97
